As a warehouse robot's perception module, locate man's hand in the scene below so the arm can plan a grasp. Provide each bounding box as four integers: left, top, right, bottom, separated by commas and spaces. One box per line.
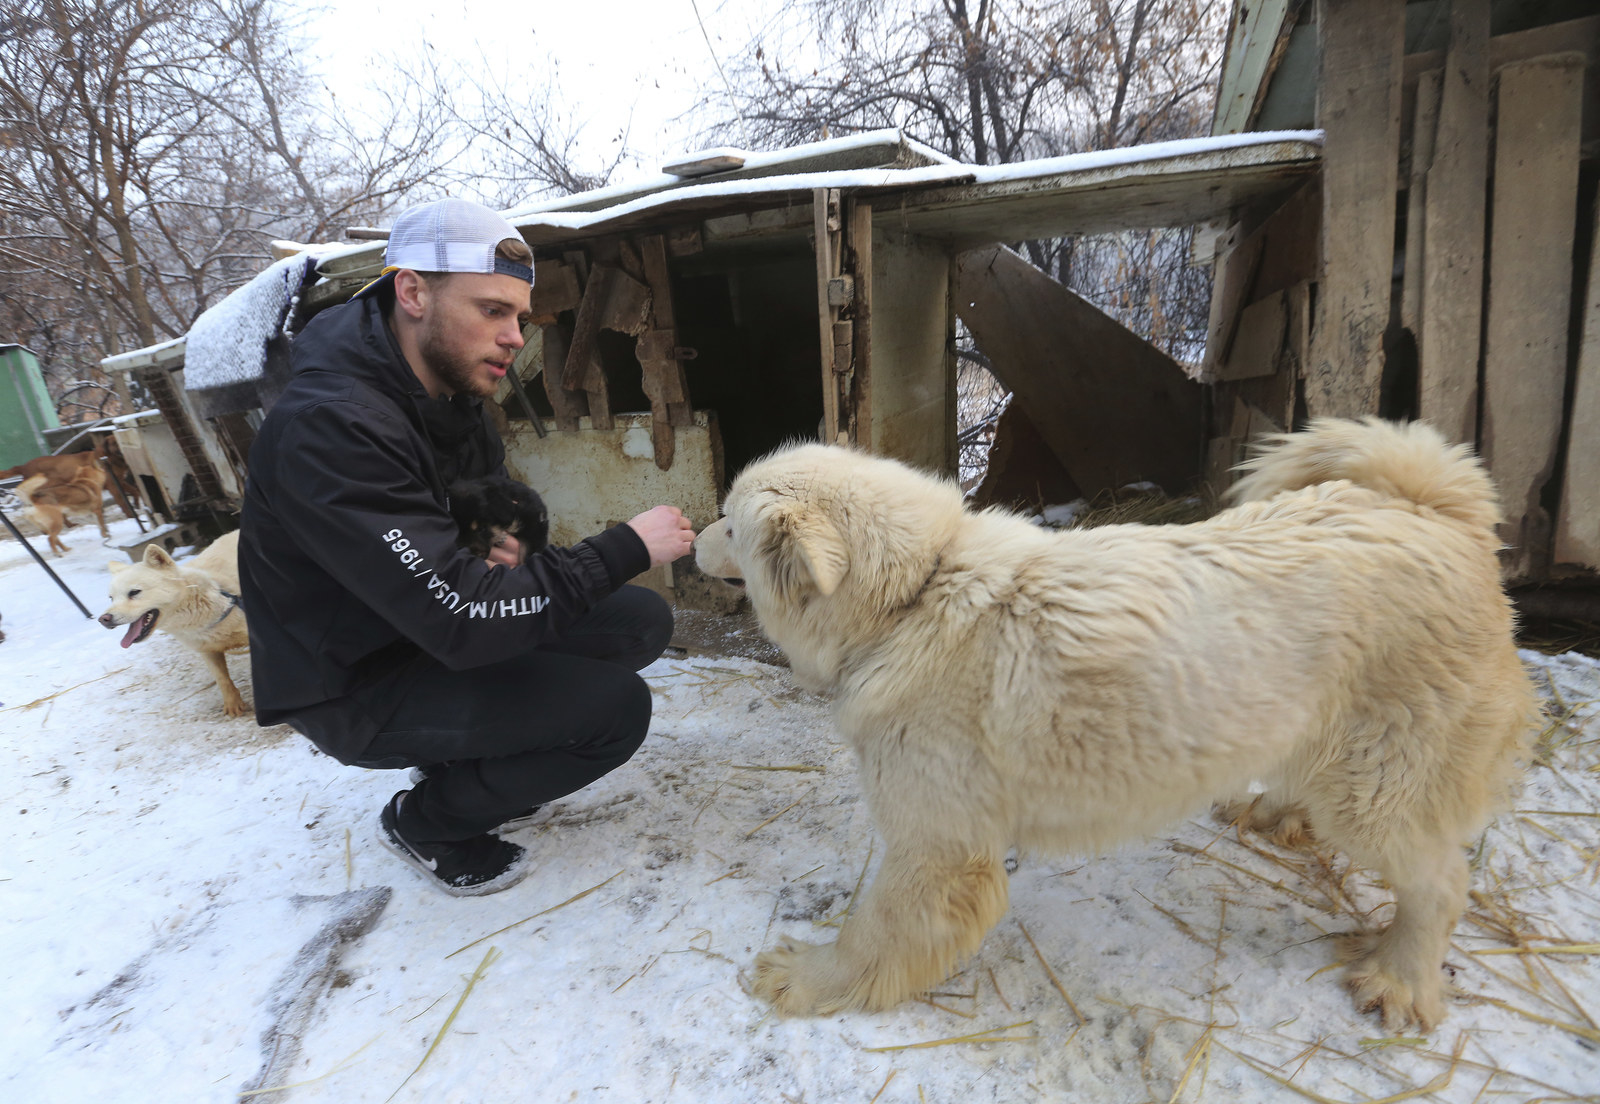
484, 535, 522, 568
628, 505, 696, 567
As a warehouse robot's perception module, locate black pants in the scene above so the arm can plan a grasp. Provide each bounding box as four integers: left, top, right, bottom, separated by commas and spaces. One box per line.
353, 585, 673, 841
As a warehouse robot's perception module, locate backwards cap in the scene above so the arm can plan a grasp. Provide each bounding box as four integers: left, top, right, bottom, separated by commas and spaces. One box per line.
383, 197, 533, 284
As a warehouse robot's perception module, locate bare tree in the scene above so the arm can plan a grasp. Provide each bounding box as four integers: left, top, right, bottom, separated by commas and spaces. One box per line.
709, 0, 1225, 487
0, 0, 453, 416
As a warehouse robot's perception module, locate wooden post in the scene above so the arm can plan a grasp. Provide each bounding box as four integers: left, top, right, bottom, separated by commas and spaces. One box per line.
1481, 53, 1585, 580
813, 188, 844, 443
1555, 190, 1600, 572
1305, 0, 1403, 418
848, 200, 873, 450
1419, 0, 1489, 445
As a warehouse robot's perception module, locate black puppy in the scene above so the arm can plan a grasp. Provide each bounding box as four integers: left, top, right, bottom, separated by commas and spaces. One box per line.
447, 474, 549, 564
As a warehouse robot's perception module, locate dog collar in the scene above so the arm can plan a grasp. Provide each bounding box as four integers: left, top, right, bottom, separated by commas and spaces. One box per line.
207, 587, 243, 631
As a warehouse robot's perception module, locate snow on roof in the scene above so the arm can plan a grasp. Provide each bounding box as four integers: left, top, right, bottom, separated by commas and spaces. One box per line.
101, 129, 1323, 366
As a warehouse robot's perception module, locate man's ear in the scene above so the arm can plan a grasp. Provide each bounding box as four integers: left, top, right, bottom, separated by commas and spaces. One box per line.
392, 269, 429, 322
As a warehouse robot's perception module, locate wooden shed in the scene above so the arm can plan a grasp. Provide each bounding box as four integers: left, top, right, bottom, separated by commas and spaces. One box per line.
1205, 0, 1600, 587
281, 129, 1319, 604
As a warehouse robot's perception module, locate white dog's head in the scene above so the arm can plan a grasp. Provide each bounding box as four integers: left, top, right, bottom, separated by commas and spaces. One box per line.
695, 443, 964, 685
98, 545, 187, 647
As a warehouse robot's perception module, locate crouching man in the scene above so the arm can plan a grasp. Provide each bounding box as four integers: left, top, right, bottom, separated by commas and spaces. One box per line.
239, 197, 694, 895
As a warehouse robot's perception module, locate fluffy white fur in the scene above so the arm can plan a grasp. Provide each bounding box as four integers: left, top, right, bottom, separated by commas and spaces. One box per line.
100, 532, 251, 718
694, 417, 1534, 1031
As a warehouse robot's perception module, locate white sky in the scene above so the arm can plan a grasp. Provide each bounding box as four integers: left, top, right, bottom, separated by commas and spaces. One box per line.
303, 0, 784, 180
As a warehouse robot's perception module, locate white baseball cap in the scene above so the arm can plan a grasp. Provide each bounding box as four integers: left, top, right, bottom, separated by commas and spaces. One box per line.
382, 197, 533, 284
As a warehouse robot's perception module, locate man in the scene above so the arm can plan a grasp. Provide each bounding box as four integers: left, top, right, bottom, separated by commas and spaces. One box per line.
239, 197, 694, 896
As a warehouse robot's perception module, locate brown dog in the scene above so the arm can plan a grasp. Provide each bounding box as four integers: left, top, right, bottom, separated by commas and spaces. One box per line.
14, 462, 109, 554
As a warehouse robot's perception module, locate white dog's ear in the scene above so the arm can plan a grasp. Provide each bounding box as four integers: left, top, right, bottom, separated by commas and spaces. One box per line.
142, 544, 175, 569
791, 516, 849, 596
107, 560, 126, 574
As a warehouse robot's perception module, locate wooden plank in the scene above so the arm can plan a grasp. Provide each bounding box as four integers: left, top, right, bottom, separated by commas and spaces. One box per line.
562, 265, 609, 391
599, 266, 652, 337
639, 234, 693, 427
1218, 290, 1289, 382
877, 138, 1320, 248
848, 200, 873, 451
530, 260, 581, 317
957, 244, 1204, 496
1418, 0, 1489, 447
812, 188, 843, 443
1201, 178, 1319, 383
874, 232, 955, 473
1481, 53, 1585, 581
1401, 68, 1441, 344
1404, 14, 1600, 149
1202, 230, 1264, 380
540, 323, 584, 432
635, 234, 692, 470
1305, 0, 1403, 419
1555, 190, 1600, 572
1213, 0, 1301, 134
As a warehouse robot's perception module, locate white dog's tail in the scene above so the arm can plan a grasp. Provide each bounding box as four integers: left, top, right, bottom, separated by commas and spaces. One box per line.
1228, 417, 1501, 533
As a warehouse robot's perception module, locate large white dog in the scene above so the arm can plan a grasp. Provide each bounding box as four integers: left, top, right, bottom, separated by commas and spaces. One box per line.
694, 417, 1533, 1031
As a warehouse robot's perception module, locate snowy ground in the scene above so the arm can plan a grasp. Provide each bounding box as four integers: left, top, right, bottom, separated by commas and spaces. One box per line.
3, 514, 1598, 1104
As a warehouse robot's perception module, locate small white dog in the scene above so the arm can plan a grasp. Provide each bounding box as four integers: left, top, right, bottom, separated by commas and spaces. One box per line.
695, 417, 1533, 1031
99, 532, 251, 718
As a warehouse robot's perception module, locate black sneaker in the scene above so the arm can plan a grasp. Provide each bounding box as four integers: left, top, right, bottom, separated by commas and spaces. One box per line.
406, 767, 544, 833
378, 791, 530, 897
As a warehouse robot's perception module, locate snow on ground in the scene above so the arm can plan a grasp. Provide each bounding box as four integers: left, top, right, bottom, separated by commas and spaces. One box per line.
3, 515, 1598, 1103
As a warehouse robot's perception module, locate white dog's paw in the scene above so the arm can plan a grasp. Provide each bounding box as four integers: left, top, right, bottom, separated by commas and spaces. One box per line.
750, 937, 854, 1017
1337, 932, 1445, 1033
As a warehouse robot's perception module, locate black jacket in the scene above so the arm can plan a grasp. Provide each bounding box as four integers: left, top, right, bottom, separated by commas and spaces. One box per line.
238, 279, 649, 763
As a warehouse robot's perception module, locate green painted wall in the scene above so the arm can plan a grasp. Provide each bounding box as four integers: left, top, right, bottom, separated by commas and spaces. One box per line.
0, 346, 61, 470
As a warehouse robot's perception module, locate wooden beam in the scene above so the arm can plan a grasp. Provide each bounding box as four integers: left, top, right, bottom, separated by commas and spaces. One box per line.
1555, 189, 1600, 573
812, 188, 844, 443
1305, 0, 1403, 418
1418, 0, 1489, 447
1481, 53, 1585, 581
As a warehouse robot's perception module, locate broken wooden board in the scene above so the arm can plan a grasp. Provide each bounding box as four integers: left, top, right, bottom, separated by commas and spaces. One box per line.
1305, 0, 1403, 419
969, 399, 1083, 510
541, 321, 586, 432
1481, 52, 1584, 581
635, 233, 694, 470
956, 244, 1204, 497
531, 259, 582, 317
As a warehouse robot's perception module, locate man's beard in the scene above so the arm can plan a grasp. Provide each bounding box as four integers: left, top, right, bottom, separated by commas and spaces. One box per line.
419, 322, 495, 398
